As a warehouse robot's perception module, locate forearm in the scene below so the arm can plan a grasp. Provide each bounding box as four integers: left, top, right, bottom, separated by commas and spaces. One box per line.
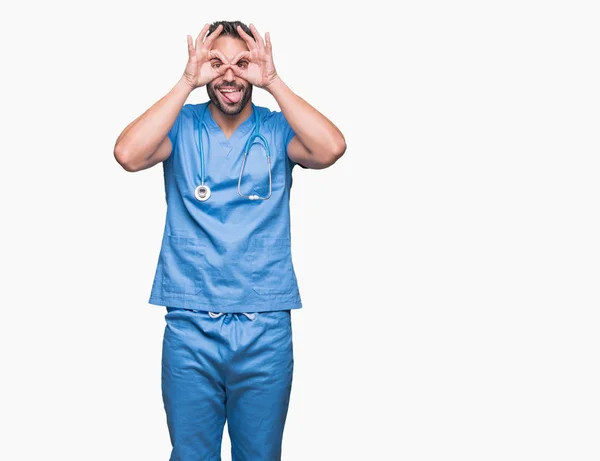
114, 78, 193, 166
265, 77, 346, 156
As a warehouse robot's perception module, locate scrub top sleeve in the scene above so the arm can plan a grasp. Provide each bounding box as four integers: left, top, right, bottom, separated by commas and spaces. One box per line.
275, 110, 308, 170
167, 106, 185, 150
278, 111, 295, 151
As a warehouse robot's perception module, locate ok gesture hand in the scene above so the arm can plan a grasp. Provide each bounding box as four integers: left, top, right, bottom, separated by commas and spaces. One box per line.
231, 24, 279, 89
182, 24, 230, 89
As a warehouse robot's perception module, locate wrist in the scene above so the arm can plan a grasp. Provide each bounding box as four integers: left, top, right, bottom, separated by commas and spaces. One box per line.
264, 75, 286, 95
177, 77, 196, 94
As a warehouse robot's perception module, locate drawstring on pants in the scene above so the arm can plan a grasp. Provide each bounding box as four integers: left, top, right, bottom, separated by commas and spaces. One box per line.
208, 311, 257, 321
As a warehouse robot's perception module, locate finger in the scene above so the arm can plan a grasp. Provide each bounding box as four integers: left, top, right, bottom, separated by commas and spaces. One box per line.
195, 24, 209, 52
249, 23, 265, 50
237, 25, 257, 50
211, 64, 228, 79
209, 49, 229, 64
231, 65, 247, 78
187, 35, 196, 58
208, 49, 231, 74
265, 32, 272, 52
230, 50, 250, 65
205, 23, 223, 48
216, 62, 232, 76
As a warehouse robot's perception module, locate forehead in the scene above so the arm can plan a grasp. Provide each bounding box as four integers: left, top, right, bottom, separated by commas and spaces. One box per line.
210, 36, 249, 58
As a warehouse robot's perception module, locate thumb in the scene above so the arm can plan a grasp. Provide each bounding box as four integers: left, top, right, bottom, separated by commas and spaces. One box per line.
231, 65, 246, 78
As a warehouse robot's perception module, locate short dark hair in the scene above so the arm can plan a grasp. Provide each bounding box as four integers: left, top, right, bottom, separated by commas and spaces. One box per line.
208, 21, 252, 40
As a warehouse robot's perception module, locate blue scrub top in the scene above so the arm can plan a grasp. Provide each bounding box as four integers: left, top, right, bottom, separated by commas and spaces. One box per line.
148, 101, 303, 312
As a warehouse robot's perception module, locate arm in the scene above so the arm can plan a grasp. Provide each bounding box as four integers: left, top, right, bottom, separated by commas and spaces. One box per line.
114, 23, 228, 172
232, 24, 346, 170
265, 77, 346, 169
113, 79, 192, 172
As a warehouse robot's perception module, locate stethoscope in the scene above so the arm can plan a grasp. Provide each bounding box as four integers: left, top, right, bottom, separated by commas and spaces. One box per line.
193, 103, 272, 202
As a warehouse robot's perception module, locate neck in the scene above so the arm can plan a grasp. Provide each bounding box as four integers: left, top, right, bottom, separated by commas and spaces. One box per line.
208, 101, 253, 139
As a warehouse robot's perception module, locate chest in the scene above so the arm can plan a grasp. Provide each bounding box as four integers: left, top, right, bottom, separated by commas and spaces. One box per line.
166, 118, 289, 207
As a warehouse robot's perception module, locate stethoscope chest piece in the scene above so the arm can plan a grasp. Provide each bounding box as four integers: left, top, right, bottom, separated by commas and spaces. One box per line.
194, 184, 211, 201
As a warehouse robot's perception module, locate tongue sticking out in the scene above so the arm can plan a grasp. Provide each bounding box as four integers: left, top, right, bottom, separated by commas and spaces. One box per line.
220, 89, 242, 104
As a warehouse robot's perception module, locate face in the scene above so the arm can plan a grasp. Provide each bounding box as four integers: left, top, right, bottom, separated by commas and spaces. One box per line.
206, 35, 253, 116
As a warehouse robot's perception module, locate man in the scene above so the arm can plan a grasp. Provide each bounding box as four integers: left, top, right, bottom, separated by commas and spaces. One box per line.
114, 20, 345, 460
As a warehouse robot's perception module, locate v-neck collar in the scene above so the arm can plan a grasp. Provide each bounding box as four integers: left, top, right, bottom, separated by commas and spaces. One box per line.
203, 102, 256, 146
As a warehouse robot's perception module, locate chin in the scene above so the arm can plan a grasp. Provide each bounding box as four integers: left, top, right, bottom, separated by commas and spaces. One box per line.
220, 100, 245, 115
207, 84, 252, 116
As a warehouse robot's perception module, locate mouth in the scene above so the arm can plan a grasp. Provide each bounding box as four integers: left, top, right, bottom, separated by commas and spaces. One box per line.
217, 87, 243, 104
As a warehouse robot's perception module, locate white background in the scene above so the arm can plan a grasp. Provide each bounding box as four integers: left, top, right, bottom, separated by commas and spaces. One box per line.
1, 0, 599, 459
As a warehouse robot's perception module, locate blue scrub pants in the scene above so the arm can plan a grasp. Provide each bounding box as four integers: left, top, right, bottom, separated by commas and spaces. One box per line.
161, 307, 294, 461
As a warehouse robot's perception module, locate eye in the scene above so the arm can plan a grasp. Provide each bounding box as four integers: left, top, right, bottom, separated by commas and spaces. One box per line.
211, 60, 222, 69
237, 60, 249, 69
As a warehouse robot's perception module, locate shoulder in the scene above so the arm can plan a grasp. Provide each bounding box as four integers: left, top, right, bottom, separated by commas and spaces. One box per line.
255, 105, 289, 130
180, 102, 208, 118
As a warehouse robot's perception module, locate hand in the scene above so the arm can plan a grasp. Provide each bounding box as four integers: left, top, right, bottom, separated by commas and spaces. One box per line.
181, 24, 231, 89
231, 24, 279, 89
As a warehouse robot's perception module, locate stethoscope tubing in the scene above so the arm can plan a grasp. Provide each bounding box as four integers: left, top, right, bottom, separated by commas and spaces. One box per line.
194, 103, 271, 201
